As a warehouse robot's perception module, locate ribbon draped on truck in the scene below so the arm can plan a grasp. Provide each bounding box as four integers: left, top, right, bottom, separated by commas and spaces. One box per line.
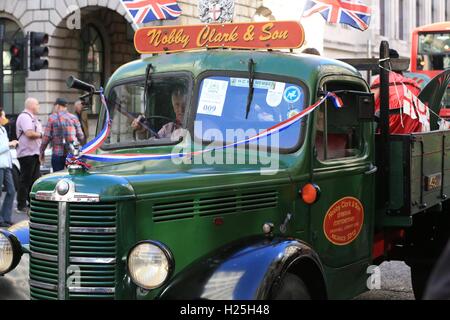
66, 91, 344, 166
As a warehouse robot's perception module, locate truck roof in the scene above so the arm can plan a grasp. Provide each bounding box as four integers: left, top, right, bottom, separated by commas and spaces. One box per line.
106, 50, 360, 95
413, 21, 450, 33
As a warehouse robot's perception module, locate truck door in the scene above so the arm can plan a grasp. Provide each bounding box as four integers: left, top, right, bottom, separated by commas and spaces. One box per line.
311, 76, 376, 269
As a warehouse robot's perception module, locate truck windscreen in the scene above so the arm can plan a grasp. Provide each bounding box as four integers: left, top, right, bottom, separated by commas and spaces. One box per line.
194, 76, 307, 151
417, 32, 450, 71
104, 74, 191, 148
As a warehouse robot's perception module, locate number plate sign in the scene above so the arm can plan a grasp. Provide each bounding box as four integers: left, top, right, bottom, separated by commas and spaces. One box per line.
424, 173, 442, 191
134, 21, 305, 54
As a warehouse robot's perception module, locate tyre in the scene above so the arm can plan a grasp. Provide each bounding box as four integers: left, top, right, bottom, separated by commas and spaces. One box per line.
271, 273, 311, 300
410, 263, 432, 300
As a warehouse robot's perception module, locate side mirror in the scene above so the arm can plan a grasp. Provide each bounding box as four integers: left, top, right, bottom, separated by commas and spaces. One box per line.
331, 90, 375, 122
358, 94, 375, 121
66, 76, 95, 93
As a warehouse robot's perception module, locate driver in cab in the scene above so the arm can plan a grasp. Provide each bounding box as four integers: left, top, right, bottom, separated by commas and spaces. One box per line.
131, 86, 187, 140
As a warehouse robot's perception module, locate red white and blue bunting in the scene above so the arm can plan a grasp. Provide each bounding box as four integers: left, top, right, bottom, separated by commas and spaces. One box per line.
66, 91, 344, 165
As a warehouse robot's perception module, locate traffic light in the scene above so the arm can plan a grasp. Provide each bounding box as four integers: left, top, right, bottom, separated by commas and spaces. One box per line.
30, 32, 49, 71
9, 39, 26, 71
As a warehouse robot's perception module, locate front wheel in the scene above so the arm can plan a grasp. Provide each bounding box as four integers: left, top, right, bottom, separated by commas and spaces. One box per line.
271, 273, 311, 300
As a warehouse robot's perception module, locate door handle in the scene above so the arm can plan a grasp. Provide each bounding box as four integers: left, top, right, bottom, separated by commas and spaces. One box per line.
364, 165, 378, 176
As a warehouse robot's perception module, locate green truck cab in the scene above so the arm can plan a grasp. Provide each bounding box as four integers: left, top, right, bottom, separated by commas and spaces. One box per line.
2, 39, 449, 300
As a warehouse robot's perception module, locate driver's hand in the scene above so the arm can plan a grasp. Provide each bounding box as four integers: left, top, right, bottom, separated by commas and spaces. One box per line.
131, 118, 142, 130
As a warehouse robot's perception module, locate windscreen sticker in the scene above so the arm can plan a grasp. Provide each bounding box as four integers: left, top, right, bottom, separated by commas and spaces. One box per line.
230, 78, 276, 90
287, 108, 300, 118
266, 82, 286, 107
323, 197, 364, 246
197, 79, 229, 117
283, 86, 302, 104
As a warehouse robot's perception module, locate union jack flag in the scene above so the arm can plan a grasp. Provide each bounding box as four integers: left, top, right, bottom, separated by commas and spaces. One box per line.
120, 0, 182, 24
303, 0, 371, 31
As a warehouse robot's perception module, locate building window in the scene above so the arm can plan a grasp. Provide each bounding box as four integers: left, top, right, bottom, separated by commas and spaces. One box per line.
0, 18, 26, 115
80, 24, 104, 114
380, 0, 386, 36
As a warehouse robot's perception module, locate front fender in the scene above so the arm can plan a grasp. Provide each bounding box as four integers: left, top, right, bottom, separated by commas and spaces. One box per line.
158, 236, 325, 300
7, 221, 30, 250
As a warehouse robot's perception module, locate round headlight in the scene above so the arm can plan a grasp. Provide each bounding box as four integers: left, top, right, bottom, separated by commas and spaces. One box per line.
127, 241, 174, 290
0, 232, 13, 274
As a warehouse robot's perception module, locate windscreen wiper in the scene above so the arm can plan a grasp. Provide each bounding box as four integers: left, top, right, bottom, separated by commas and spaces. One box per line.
143, 63, 153, 115
140, 63, 161, 139
245, 59, 256, 119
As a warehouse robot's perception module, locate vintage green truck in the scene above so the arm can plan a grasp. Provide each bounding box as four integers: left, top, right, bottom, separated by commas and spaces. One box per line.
1, 37, 449, 300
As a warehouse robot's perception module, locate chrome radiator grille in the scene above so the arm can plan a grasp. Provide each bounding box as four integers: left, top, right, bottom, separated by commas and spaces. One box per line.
29, 199, 117, 300
29, 200, 58, 300
68, 203, 117, 299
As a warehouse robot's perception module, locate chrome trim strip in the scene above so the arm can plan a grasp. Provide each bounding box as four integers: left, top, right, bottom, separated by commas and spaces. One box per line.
30, 280, 58, 291
69, 227, 116, 234
58, 202, 67, 300
68, 287, 115, 294
29, 222, 58, 232
34, 191, 54, 201
36, 191, 100, 203
35, 180, 100, 203
69, 257, 116, 264
31, 252, 58, 262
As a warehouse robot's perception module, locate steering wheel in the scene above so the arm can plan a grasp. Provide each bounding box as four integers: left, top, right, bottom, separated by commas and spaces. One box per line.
133, 115, 176, 140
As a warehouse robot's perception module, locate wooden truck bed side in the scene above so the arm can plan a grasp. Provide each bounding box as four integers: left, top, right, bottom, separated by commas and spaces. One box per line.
377, 130, 450, 222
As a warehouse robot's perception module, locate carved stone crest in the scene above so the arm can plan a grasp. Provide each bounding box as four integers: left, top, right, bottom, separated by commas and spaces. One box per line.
199, 0, 235, 24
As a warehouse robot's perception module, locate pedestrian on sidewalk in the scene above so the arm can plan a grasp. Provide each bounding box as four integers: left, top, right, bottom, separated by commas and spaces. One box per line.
40, 98, 84, 172
0, 109, 19, 227
16, 98, 43, 213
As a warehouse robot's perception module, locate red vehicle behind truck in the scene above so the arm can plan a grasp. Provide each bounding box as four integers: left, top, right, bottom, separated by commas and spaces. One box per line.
411, 22, 450, 122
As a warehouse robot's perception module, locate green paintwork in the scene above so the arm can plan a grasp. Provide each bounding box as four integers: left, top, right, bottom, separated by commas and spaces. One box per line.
31, 49, 444, 300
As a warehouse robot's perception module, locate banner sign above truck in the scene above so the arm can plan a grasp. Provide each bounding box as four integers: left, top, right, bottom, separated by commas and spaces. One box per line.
134, 21, 305, 54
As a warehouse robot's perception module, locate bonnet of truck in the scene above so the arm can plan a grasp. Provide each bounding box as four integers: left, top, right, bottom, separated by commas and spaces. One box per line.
27, 157, 294, 299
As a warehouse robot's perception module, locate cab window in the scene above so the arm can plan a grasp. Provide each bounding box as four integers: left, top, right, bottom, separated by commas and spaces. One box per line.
316, 82, 365, 161
104, 74, 191, 148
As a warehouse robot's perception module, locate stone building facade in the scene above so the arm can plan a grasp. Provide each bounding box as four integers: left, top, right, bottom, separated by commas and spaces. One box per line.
0, 0, 262, 136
